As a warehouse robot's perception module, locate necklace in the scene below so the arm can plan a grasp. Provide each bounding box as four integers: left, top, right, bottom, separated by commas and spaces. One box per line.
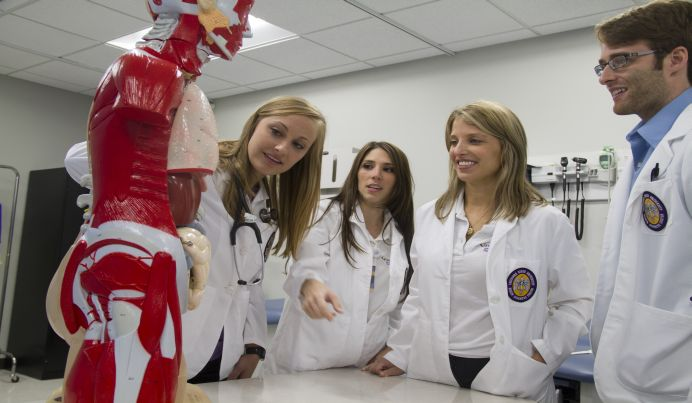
466, 224, 476, 238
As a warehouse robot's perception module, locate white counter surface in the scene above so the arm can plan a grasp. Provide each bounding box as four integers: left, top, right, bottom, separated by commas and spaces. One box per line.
198, 368, 534, 403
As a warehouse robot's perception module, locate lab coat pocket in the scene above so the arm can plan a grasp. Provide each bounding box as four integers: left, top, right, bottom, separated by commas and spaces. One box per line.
473, 345, 550, 400
615, 302, 692, 397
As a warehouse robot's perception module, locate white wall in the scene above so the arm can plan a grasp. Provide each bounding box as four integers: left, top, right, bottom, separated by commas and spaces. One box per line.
0, 74, 92, 349
212, 28, 639, 299
0, 27, 642, 348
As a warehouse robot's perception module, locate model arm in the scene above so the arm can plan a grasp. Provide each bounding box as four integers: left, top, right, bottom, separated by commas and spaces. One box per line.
178, 227, 211, 310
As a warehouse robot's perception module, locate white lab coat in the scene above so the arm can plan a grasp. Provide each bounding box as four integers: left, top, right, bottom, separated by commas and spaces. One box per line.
182, 170, 273, 379
591, 105, 692, 403
264, 199, 408, 373
385, 197, 592, 403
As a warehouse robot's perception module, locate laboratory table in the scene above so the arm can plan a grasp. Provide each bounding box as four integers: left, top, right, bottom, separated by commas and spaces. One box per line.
198, 367, 534, 403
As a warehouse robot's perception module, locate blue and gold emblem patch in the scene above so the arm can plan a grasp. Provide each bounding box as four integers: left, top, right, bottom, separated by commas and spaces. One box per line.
642, 191, 667, 232
507, 268, 536, 302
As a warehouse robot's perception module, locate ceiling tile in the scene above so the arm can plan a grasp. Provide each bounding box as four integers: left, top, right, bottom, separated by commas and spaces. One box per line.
202, 56, 291, 86
0, 0, 34, 12
249, 0, 369, 35
0, 42, 50, 70
354, 0, 439, 13
532, 8, 633, 35
386, 0, 523, 44
10, 70, 89, 92
366, 47, 444, 67
88, 0, 151, 21
14, 0, 151, 42
0, 14, 97, 56
206, 86, 255, 100
249, 75, 308, 90
242, 38, 357, 74
444, 29, 536, 52
306, 18, 430, 61
490, 0, 635, 27
302, 62, 372, 79
195, 74, 237, 94
23, 60, 104, 88
64, 44, 125, 71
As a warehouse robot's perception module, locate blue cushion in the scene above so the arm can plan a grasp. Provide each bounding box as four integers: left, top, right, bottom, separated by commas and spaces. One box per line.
266, 298, 285, 325
555, 334, 594, 383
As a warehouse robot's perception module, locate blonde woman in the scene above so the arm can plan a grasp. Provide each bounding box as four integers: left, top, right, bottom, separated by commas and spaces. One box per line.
366, 101, 592, 403
183, 96, 326, 382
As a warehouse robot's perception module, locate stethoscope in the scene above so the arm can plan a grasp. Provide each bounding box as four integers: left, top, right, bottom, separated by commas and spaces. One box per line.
229, 178, 277, 286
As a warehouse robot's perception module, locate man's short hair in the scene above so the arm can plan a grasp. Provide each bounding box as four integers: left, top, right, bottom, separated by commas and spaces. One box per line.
596, 0, 691, 83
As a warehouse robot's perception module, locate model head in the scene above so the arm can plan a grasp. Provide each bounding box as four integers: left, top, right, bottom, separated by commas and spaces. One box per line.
145, 0, 254, 61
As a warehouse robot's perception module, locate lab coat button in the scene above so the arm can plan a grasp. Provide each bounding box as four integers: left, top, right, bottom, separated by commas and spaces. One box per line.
490, 296, 500, 304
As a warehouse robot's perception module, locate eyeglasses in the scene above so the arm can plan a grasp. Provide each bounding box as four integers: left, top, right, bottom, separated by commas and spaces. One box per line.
594, 50, 658, 76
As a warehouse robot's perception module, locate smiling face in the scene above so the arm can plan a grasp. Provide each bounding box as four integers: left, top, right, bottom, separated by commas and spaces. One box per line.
357, 147, 396, 209
448, 118, 502, 188
598, 41, 669, 121
247, 114, 318, 181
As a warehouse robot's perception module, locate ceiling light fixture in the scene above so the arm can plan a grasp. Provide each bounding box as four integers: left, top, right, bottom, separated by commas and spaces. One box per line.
107, 15, 297, 54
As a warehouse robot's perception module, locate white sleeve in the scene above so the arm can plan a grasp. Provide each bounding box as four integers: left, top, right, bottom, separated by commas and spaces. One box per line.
282, 202, 334, 300
243, 284, 268, 348
383, 230, 421, 371
531, 211, 594, 373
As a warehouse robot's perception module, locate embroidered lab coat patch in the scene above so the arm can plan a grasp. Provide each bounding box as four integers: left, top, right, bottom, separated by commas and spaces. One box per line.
507, 268, 536, 302
642, 191, 667, 231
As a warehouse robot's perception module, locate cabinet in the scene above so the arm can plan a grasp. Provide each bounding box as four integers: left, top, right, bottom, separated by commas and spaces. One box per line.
320, 147, 358, 194
6, 168, 87, 379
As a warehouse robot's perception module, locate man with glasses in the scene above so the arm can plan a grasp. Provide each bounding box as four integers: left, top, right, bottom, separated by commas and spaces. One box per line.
590, 1, 692, 402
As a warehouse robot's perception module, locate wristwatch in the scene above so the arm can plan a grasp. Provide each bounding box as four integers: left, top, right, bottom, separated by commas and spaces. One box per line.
245, 346, 266, 360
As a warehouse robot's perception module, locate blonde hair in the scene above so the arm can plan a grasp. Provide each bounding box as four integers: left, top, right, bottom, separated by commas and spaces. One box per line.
218, 96, 326, 258
434, 100, 545, 221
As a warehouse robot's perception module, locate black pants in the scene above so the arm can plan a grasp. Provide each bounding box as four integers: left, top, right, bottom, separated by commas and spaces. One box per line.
448, 355, 490, 388
188, 329, 224, 384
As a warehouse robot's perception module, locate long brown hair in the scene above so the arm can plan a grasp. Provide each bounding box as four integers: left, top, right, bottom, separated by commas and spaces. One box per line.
434, 101, 544, 222
323, 141, 415, 299
218, 96, 326, 258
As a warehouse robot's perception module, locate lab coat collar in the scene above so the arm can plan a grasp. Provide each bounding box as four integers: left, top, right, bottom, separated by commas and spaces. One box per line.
626, 104, 692, 207
351, 202, 396, 243
453, 192, 517, 244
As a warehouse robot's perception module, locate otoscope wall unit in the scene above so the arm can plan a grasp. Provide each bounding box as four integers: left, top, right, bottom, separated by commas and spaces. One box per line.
528, 148, 628, 204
